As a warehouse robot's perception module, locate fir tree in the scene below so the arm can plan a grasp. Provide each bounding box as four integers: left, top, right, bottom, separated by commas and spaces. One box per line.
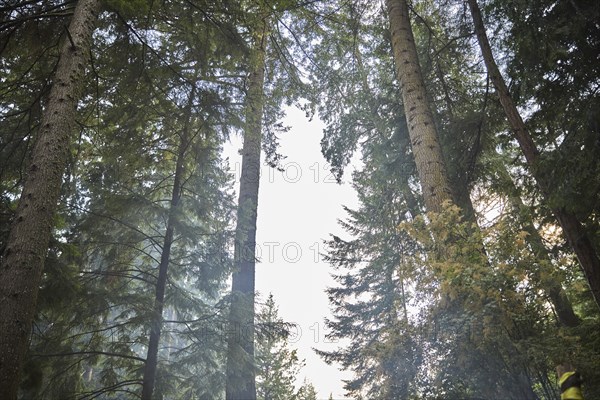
256, 294, 314, 400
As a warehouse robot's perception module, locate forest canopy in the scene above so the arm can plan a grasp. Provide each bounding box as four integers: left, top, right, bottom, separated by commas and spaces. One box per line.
0, 0, 599, 399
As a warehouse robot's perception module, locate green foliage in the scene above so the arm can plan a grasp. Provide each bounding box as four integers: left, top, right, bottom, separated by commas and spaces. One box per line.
255, 294, 315, 400
306, 1, 402, 182
318, 120, 424, 398
311, 1, 600, 399
486, 0, 600, 227
2, 0, 600, 398
103, 0, 151, 19
13, 1, 240, 397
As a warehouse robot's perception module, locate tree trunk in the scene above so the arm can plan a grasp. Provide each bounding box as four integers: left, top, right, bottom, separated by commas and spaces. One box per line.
0, 1, 101, 398
467, 0, 600, 310
386, 1, 538, 398
385, 0, 453, 214
428, 8, 579, 326
501, 171, 580, 327
141, 87, 196, 400
225, 15, 269, 400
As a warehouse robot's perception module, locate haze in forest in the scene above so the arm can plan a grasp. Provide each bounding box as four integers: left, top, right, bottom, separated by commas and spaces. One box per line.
0, 1, 599, 400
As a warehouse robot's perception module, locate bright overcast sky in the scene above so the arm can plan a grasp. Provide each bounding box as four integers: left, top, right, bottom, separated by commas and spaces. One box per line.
223, 106, 359, 399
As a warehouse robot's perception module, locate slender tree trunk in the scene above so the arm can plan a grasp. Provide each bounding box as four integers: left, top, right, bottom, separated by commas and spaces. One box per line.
141, 88, 196, 400
467, 0, 600, 309
496, 167, 581, 327
0, 1, 100, 398
524, 213, 581, 327
385, 0, 453, 214
225, 15, 269, 400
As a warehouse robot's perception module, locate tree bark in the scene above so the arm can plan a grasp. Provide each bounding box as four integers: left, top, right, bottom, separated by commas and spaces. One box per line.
386, 1, 538, 398
467, 0, 600, 309
500, 170, 581, 327
141, 87, 196, 400
0, 0, 101, 398
385, 0, 453, 214
225, 15, 269, 400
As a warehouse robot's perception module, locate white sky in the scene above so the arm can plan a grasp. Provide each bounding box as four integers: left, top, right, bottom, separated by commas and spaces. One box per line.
223, 106, 359, 399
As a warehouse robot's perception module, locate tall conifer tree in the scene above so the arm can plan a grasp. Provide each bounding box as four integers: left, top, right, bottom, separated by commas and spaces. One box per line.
226, 3, 269, 398
0, 1, 101, 397
467, 0, 600, 310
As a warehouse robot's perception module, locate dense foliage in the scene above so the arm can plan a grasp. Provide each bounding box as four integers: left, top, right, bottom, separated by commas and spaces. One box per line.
0, 0, 599, 399
311, 0, 600, 399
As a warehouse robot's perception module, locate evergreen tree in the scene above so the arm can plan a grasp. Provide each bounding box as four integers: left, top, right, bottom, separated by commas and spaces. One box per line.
17, 1, 241, 397
385, 0, 453, 214
295, 379, 318, 400
225, 1, 316, 397
0, 1, 102, 397
385, 1, 538, 397
226, 1, 270, 397
319, 143, 422, 399
256, 294, 314, 400
306, 0, 599, 398
1, 1, 599, 399
467, 0, 600, 310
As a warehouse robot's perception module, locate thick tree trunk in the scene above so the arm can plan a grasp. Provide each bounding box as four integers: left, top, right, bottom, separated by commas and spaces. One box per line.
141, 88, 195, 400
386, 1, 538, 398
468, 0, 600, 309
225, 17, 268, 400
385, 0, 453, 214
429, 5, 578, 326
0, 1, 100, 398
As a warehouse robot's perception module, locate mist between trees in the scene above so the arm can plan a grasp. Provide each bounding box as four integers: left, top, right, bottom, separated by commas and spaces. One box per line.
1, 0, 599, 399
